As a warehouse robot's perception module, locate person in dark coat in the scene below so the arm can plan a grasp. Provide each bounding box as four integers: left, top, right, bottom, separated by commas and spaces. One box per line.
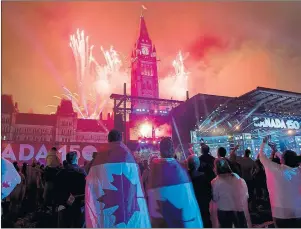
55, 151, 86, 228
229, 152, 242, 177
218, 146, 242, 177
43, 163, 60, 213
198, 143, 216, 182
188, 155, 212, 228
252, 155, 267, 201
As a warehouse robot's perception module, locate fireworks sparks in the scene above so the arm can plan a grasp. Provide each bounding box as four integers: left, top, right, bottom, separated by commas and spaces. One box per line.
69, 29, 94, 117
160, 51, 189, 100
48, 29, 189, 119
59, 29, 128, 119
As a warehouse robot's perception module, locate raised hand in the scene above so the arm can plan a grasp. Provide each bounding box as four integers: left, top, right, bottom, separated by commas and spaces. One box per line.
262, 136, 268, 144
268, 142, 277, 152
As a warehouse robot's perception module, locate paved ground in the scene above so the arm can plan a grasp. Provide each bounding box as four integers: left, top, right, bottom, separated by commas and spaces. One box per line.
2, 199, 274, 228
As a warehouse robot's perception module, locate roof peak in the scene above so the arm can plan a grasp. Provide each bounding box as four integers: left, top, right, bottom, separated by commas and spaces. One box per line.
139, 14, 149, 40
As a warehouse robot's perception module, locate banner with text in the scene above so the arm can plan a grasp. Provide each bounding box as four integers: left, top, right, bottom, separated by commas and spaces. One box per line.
1, 141, 109, 165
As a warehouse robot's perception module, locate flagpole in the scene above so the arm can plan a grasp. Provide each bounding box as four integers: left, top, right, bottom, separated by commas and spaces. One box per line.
141, 5, 147, 17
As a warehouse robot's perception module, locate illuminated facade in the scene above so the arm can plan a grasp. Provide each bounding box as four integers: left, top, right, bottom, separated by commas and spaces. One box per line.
131, 14, 159, 110
1, 95, 113, 144
126, 14, 176, 141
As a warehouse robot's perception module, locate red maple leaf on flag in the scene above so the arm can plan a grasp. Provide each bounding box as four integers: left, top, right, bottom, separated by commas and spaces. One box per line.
156, 199, 196, 227
2, 181, 11, 188
97, 174, 140, 226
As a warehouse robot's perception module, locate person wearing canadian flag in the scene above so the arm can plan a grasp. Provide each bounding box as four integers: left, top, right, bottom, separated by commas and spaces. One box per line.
146, 137, 204, 228
85, 129, 151, 228
1, 157, 21, 200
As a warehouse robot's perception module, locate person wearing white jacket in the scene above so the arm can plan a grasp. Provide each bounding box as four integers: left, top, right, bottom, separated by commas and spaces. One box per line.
259, 137, 301, 228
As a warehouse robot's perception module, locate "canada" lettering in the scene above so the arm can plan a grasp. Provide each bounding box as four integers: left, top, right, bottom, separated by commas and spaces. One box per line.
253, 117, 300, 130
1, 144, 99, 163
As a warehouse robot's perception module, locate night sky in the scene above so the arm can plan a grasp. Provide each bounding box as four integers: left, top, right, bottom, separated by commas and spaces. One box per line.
2, 1, 301, 114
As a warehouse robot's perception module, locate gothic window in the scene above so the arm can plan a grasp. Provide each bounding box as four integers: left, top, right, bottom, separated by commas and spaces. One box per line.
142, 66, 146, 76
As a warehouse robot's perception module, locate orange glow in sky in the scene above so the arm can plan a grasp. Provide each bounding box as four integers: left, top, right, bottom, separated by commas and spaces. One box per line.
2, 2, 301, 114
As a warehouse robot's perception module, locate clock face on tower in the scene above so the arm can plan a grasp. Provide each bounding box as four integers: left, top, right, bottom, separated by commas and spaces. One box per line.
141, 46, 149, 55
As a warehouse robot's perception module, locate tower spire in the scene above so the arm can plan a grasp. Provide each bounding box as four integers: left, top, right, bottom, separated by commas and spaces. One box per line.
139, 5, 149, 39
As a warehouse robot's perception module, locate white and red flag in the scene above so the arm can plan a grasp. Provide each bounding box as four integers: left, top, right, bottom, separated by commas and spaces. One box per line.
1, 157, 21, 199
85, 142, 151, 228
147, 157, 204, 228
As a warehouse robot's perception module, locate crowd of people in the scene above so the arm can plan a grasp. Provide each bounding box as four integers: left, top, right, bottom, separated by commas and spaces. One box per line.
1, 130, 301, 228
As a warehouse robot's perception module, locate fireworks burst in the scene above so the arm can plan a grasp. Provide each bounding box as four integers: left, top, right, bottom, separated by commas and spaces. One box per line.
159, 51, 189, 100
48, 29, 189, 119
65, 29, 128, 119
69, 29, 94, 115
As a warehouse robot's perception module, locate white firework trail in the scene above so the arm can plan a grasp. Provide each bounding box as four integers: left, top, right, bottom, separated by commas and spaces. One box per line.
69, 29, 94, 116
92, 45, 130, 108
48, 29, 189, 118
160, 51, 189, 100
101, 46, 122, 74
58, 29, 128, 119
173, 51, 188, 80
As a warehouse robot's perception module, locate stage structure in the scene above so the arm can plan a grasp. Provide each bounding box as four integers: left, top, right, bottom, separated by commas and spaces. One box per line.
110, 83, 183, 144
173, 87, 301, 157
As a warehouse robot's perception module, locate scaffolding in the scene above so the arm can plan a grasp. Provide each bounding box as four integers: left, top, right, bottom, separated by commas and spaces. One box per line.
110, 83, 184, 143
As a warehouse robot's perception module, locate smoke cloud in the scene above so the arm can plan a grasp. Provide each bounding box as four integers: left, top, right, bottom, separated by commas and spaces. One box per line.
2, 2, 301, 114
182, 2, 301, 97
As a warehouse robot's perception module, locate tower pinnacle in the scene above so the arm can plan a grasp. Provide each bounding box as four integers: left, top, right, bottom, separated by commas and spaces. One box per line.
131, 7, 159, 108
139, 6, 149, 39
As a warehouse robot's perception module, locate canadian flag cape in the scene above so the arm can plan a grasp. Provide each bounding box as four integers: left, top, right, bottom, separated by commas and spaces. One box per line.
147, 157, 204, 228
85, 142, 151, 228
1, 157, 21, 200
